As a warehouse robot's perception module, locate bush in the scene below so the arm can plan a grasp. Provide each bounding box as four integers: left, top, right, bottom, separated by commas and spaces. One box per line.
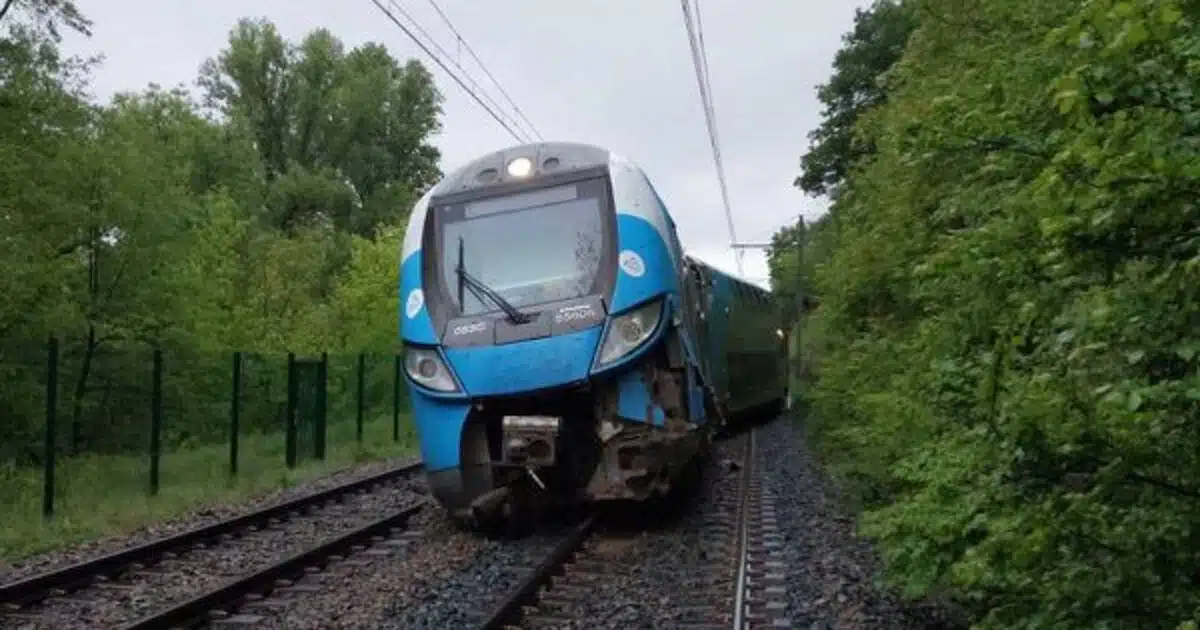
792, 0, 1200, 627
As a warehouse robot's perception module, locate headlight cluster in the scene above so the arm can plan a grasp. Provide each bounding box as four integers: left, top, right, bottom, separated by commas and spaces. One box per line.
404, 298, 664, 389
596, 298, 663, 366
403, 346, 459, 392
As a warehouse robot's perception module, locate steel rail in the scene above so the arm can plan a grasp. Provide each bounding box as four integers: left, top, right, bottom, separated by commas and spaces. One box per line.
120, 503, 425, 629
475, 515, 597, 629
0, 461, 423, 609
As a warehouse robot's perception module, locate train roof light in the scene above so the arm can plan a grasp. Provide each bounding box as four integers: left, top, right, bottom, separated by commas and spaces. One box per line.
507, 157, 533, 178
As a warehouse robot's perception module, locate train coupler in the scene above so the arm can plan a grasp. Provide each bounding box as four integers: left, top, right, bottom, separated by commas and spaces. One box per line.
501, 415, 560, 467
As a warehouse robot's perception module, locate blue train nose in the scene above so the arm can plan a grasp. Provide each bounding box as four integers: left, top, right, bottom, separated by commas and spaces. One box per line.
442, 327, 604, 396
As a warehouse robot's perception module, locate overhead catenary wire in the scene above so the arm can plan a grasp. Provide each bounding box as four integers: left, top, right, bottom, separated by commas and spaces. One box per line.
692, 1, 742, 273
422, 0, 543, 142
693, 1, 716, 149
383, 0, 537, 143
368, 0, 531, 143
680, 0, 743, 275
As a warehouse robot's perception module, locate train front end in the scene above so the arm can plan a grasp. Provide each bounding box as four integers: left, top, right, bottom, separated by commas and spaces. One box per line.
399, 142, 711, 526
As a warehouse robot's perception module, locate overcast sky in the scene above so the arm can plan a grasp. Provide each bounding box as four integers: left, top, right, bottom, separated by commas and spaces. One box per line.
60, 0, 864, 288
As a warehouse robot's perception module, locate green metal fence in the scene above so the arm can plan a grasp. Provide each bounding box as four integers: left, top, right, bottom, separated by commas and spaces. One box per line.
0, 338, 412, 521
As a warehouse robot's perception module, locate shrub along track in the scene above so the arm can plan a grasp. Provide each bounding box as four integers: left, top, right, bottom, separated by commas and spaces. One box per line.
0, 462, 426, 629
472, 424, 793, 629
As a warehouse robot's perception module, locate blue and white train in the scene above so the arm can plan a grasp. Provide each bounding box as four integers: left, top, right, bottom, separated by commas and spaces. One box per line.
398, 141, 788, 529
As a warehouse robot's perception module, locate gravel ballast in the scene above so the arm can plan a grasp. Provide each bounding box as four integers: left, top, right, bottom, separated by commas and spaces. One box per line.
373, 418, 963, 629
250, 504, 487, 630
515, 436, 749, 629
377, 524, 576, 629
3, 460, 426, 629
1, 455, 421, 585
751, 417, 964, 629
376, 436, 749, 630
4, 418, 971, 629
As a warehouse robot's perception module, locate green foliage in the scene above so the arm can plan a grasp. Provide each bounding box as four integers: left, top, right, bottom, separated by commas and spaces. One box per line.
772, 0, 915, 386
0, 0, 92, 39
0, 413, 416, 560
776, 0, 1200, 627
198, 18, 443, 236
795, 0, 916, 198
0, 11, 439, 489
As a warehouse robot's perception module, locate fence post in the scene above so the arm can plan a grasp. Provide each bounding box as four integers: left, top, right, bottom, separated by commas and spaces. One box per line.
43, 336, 58, 519
285, 352, 297, 469
149, 348, 163, 496
229, 352, 241, 477
356, 353, 365, 443
316, 353, 327, 460
392, 354, 401, 443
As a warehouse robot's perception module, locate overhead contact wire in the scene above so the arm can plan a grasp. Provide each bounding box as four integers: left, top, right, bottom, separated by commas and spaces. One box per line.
680, 0, 743, 275
423, 0, 543, 141
369, 0, 529, 143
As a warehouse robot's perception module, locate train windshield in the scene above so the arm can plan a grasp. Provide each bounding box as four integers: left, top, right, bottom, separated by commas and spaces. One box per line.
433, 178, 608, 317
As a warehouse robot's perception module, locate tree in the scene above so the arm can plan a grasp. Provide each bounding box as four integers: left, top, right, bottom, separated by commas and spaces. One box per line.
198, 19, 443, 236
0, 0, 91, 38
0, 14, 447, 461
771, 0, 916, 387
0, 21, 96, 459
792, 0, 1200, 626
0, 23, 99, 334
794, 0, 915, 199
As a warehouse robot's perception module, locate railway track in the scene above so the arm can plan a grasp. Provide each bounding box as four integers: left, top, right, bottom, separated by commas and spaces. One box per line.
121, 503, 425, 629
475, 426, 792, 629
0, 461, 425, 629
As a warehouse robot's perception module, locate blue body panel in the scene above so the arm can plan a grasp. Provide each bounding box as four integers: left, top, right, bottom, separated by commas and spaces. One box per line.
410, 391, 470, 472
609, 214, 677, 313
444, 327, 603, 396
615, 368, 667, 426
399, 251, 437, 344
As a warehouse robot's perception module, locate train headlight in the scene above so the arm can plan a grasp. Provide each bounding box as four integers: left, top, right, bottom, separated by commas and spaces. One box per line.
506, 156, 533, 178
403, 346, 460, 393
596, 299, 663, 366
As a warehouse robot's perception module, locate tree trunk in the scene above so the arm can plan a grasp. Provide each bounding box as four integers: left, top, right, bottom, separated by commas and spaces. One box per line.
69, 324, 97, 455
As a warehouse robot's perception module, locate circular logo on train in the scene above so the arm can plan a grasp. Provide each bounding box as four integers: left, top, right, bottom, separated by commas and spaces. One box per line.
618, 250, 645, 277
405, 289, 424, 319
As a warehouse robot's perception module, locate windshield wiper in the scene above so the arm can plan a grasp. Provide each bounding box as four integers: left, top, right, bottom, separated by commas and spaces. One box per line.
456, 236, 532, 325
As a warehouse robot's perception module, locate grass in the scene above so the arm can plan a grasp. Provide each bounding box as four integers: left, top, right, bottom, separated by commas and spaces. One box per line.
0, 414, 420, 562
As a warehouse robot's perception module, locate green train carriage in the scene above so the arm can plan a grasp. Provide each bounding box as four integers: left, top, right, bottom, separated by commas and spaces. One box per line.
682, 256, 789, 430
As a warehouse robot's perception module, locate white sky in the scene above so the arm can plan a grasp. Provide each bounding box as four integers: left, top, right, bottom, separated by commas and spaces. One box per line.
59, 0, 866, 288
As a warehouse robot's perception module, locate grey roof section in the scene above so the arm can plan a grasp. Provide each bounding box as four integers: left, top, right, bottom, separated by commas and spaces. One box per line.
431, 141, 612, 196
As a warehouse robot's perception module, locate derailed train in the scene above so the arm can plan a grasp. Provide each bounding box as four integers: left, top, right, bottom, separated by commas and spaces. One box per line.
398, 141, 788, 529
